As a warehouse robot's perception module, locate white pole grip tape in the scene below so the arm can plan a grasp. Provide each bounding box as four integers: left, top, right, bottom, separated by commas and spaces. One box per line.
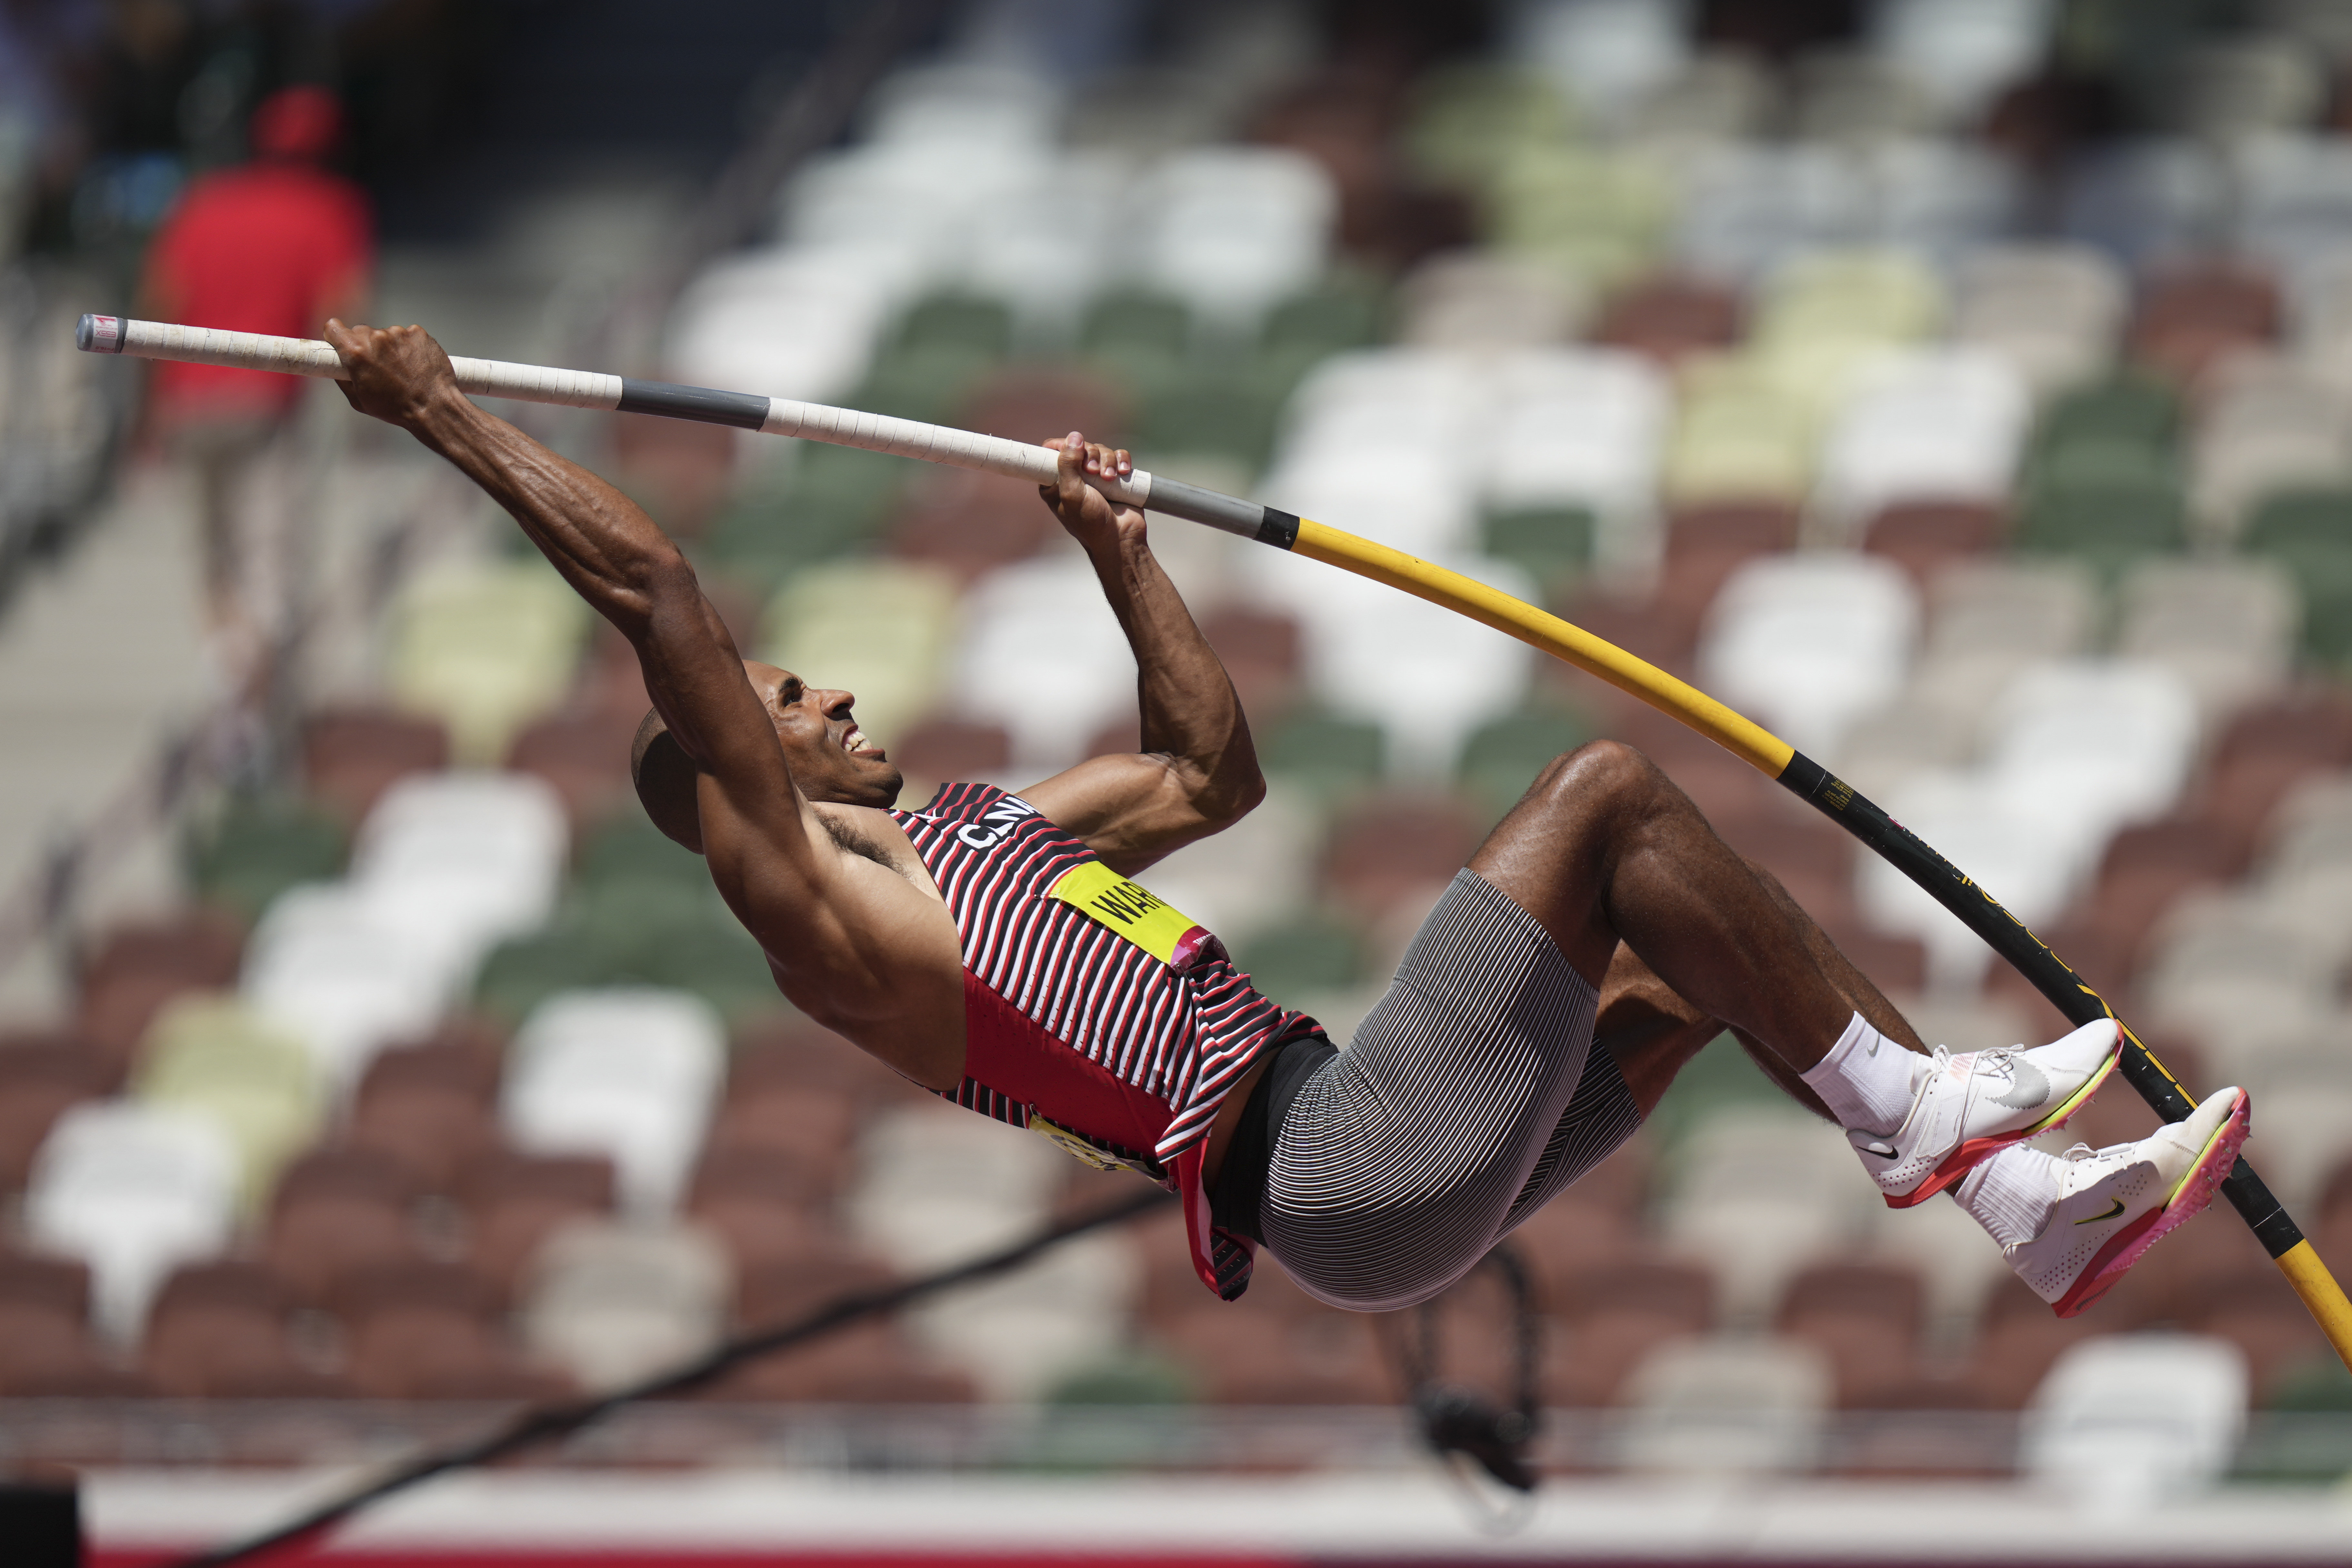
89, 316, 626, 410
78, 314, 1182, 519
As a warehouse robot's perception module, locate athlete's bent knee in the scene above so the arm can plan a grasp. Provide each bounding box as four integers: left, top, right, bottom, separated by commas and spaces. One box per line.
1526, 739, 1668, 816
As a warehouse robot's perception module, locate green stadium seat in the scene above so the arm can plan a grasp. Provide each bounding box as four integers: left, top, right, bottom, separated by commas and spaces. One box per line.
2013, 447, 2189, 575
1230, 916, 1366, 1004
2245, 486, 2352, 554
488, 816, 781, 1024
573, 815, 706, 893
852, 343, 1000, 424
2032, 375, 2180, 460
1457, 709, 1595, 822
476, 878, 779, 1026
1082, 289, 1193, 361
625, 912, 778, 1023
891, 292, 1014, 358
1481, 505, 1596, 592
2252, 540, 2352, 671
184, 794, 348, 923
697, 444, 912, 593
1644, 1032, 1793, 1157
1261, 279, 1387, 359
1487, 143, 1675, 293
472, 925, 610, 1028
1403, 64, 1577, 191
1258, 711, 1385, 803
1131, 363, 1291, 474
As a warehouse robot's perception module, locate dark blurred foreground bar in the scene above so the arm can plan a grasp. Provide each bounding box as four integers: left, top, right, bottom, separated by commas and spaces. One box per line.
0, 1473, 82, 1568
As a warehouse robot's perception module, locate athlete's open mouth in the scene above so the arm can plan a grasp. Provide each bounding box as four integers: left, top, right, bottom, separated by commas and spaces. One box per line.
841, 725, 882, 759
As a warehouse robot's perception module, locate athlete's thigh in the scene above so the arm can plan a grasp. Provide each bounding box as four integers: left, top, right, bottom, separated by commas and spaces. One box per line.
1466, 741, 1669, 990
1263, 871, 1601, 1310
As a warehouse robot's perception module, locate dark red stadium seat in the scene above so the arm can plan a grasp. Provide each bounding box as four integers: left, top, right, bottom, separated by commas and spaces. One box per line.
1321, 792, 1482, 918
1592, 274, 1743, 363
74, 907, 246, 1078
1660, 503, 1799, 622
890, 719, 1014, 786
2176, 1265, 2329, 1401
1861, 500, 2004, 590
0, 1038, 106, 1190
300, 706, 451, 825
506, 708, 642, 828
345, 1300, 563, 1401
1961, 1276, 2100, 1409
145, 1261, 346, 1398
1541, 1256, 1715, 1407
2131, 261, 2282, 384
0, 1297, 148, 1396
688, 1147, 841, 1266
1777, 1260, 1926, 1407
349, 1085, 496, 1195
458, 1150, 617, 1299
1200, 605, 1306, 722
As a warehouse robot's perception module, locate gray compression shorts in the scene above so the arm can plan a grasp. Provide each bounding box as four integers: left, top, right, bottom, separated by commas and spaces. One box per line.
1261, 868, 1642, 1312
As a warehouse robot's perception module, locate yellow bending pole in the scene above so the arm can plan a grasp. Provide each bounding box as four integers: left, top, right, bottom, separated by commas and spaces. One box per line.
2279, 1242, 2352, 1347
1289, 519, 1794, 775
1292, 518, 2352, 1374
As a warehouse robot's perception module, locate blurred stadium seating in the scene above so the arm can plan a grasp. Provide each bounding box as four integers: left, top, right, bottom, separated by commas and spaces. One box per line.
4, 0, 2352, 1494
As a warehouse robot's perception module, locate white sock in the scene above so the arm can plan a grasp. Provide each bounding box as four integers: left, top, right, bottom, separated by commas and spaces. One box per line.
1797, 1011, 1926, 1136
1954, 1146, 2061, 1248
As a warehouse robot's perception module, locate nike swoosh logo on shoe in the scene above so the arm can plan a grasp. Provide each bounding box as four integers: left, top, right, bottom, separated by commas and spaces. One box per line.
2073, 1198, 2126, 1225
1989, 1058, 2050, 1111
1858, 1141, 1899, 1159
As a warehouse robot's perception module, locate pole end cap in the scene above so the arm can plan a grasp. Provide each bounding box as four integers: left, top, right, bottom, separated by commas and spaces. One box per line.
76, 315, 124, 353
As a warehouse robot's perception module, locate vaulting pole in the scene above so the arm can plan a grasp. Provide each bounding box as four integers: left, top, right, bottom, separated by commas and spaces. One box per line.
81, 316, 2352, 1366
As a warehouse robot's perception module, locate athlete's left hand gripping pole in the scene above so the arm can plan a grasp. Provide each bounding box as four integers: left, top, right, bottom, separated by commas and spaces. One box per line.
83, 315, 2352, 1369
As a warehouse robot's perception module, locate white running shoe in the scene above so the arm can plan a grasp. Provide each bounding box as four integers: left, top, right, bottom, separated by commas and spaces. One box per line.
1848, 1018, 2123, 1208
2006, 1086, 2251, 1318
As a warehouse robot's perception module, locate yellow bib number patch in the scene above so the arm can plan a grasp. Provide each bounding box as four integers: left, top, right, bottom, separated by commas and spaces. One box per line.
1029, 1112, 1158, 1177
1047, 860, 1210, 970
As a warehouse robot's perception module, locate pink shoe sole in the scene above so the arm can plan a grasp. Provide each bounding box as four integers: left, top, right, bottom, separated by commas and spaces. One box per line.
2051, 1091, 2253, 1319
1883, 1043, 2124, 1211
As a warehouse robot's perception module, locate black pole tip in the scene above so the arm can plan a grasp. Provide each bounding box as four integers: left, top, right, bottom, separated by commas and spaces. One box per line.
74, 314, 96, 351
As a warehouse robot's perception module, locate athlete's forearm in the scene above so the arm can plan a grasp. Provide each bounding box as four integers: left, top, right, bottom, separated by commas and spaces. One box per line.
405, 393, 687, 635
389, 390, 793, 812
1085, 530, 1263, 820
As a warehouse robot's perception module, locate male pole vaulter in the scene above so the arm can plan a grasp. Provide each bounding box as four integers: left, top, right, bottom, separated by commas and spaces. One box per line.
325, 319, 2249, 1319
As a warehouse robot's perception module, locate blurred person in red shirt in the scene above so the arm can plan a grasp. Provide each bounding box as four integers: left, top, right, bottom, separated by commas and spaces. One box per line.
140, 83, 372, 674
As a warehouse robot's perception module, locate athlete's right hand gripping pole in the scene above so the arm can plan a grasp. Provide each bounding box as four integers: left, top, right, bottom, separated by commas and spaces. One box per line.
1280, 518, 2352, 1369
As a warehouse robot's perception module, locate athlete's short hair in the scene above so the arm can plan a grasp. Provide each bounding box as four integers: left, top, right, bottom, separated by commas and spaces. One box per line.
630, 707, 703, 854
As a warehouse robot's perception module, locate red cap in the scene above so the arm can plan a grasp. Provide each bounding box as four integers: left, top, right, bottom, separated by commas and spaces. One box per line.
250, 86, 345, 162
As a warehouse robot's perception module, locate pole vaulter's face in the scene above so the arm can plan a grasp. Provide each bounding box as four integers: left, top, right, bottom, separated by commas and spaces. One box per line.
743, 659, 903, 808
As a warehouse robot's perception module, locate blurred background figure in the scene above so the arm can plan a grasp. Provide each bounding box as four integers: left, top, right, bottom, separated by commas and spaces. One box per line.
138, 83, 371, 679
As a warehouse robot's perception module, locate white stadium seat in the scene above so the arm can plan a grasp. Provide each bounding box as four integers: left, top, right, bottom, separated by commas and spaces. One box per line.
502, 989, 727, 1219
2024, 1334, 2249, 1500
24, 1100, 240, 1341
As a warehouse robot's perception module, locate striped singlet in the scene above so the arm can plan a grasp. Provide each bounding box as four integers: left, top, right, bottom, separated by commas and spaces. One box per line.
888, 782, 1319, 1299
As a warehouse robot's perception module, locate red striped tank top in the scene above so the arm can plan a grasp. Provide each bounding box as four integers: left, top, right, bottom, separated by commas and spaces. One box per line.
890, 781, 1319, 1299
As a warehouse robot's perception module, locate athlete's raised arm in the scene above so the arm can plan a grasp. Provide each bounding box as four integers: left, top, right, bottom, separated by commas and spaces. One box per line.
320, 321, 830, 902
1020, 433, 1266, 874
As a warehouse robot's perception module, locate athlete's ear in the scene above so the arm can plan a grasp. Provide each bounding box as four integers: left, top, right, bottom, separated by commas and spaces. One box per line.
631, 708, 704, 854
